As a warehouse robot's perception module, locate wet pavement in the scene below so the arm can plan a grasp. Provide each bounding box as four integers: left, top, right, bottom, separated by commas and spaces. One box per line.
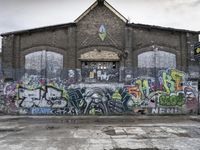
0, 115, 200, 150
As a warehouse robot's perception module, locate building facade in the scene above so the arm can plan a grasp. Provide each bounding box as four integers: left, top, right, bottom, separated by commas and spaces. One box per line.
1, 0, 200, 81
0, 0, 200, 115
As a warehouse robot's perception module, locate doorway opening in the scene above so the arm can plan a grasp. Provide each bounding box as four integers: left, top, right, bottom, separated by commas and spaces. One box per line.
81, 61, 119, 82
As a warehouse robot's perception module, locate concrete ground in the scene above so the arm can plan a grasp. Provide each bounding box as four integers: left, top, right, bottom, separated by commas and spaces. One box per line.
0, 115, 200, 150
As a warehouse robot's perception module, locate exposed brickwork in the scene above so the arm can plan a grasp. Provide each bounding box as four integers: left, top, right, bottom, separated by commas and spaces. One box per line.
0, 1, 199, 80
76, 4, 126, 51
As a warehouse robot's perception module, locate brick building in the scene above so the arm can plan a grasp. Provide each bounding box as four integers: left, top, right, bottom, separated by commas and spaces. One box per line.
0, 0, 200, 82
1, 0, 200, 115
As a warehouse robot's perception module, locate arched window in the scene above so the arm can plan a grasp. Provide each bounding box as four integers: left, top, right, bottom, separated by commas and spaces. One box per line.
25, 50, 63, 78
138, 50, 176, 69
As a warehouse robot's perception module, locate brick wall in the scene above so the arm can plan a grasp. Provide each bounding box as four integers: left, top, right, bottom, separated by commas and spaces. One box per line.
1, 2, 199, 80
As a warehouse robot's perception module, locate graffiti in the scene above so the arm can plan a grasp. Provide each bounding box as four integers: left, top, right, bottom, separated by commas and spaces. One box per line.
125, 69, 198, 114
152, 107, 181, 114
0, 81, 4, 112
1, 68, 199, 115
127, 86, 141, 99
0, 98, 5, 112
131, 78, 156, 99
82, 67, 119, 82
17, 86, 68, 109
30, 107, 53, 115
196, 47, 200, 53
66, 70, 76, 84
83, 88, 108, 115
159, 93, 184, 106
71, 87, 128, 115
159, 69, 185, 93
184, 86, 198, 112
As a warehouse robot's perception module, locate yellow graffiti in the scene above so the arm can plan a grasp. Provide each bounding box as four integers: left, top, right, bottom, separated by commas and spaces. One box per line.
63, 89, 69, 101
135, 80, 145, 99
162, 72, 175, 94
171, 69, 184, 81
170, 69, 184, 92
16, 84, 20, 100
143, 80, 149, 89
196, 47, 200, 54
112, 90, 122, 101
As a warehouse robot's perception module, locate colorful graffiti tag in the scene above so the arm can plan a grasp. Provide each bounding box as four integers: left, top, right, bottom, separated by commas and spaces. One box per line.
1, 69, 199, 115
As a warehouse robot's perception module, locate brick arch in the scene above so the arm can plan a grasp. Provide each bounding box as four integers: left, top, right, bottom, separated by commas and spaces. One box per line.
20, 46, 67, 69
76, 46, 124, 68
136, 45, 178, 56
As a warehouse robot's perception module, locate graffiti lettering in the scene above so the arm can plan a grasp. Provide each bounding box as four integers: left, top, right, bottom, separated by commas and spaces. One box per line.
1, 69, 198, 115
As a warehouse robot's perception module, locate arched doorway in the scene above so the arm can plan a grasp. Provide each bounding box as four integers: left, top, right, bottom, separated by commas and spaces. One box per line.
79, 50, 120, 82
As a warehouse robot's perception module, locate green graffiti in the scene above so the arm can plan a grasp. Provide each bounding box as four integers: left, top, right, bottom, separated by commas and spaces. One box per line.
89, 108, 96, 115
162, 72, 175, 94
79, 99, 85, 108
112, 90, 122, 101
196, 47, 200, 53
135, 79, 150, 99
170, 69, 184, 81
159, 93, 184, 106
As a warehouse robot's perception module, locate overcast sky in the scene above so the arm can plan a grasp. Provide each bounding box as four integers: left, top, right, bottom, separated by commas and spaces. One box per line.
0, 0, 200, 48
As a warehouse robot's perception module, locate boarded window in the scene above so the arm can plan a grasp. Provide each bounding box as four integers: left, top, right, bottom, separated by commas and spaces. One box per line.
25, 51, 63, 78
138, 51, 176, 69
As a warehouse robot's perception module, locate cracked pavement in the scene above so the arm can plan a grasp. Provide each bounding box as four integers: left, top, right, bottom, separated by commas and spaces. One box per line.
0, 116, 200, 150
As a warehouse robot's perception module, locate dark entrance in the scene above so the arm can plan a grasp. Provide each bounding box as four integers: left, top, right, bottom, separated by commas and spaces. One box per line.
81, 61, 119, 82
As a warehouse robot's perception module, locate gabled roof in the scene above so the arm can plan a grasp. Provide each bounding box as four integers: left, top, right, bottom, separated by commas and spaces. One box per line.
0, 0, 199, 37
74, 0, 128, 23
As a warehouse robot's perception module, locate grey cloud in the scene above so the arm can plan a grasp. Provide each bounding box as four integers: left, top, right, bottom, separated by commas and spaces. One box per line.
190, 0, 200, 7
0, 0, 200, 49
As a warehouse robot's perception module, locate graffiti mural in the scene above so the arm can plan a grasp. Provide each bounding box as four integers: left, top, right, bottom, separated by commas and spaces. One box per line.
184, 86, 198, 113
1, 69, 199, 115
0, 80, 4, 112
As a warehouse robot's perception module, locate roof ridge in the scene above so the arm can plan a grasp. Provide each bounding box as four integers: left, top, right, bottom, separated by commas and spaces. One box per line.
127, 23, 199, 33
74, 0, 127, 23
